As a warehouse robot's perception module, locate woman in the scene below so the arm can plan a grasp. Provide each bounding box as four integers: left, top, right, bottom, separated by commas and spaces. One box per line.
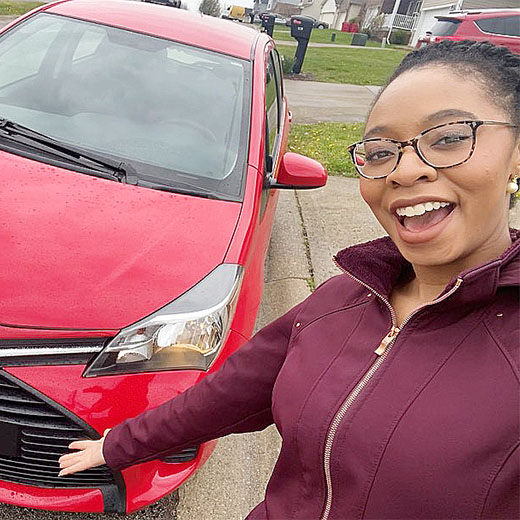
59, 40, 520, 519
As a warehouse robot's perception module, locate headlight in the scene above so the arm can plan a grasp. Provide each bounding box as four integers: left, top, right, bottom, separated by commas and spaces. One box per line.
83, 264, 243, 377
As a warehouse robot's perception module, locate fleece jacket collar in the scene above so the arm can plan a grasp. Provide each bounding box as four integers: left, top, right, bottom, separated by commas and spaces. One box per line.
334, 229, 520, 306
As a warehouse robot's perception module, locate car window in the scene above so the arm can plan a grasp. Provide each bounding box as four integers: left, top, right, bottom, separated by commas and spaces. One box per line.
265, 50, 283, 173
430, 19, 460, 36
0, 13, 251, 202
475, 16, 520, 37
266, 53, 279, 159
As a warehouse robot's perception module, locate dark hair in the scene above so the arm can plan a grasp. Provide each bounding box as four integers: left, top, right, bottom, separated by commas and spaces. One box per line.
376, 40, 520, 130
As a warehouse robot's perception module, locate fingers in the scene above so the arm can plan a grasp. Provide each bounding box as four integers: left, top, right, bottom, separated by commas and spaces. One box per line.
58, 436, 106, 477
58, 451, 82, 463
68, 440, 93, 450
58, 459, 89, 477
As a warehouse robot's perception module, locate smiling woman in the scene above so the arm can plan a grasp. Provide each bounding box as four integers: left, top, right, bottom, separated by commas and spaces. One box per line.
59, 40, 519, 520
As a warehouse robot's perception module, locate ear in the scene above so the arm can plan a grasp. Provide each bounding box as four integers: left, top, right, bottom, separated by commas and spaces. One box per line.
513, 133, 520, 179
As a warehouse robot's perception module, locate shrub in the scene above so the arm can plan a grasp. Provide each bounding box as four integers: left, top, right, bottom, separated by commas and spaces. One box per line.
199, 0, 221, 17
280, 53, 295, 75
390, 29, 411, 45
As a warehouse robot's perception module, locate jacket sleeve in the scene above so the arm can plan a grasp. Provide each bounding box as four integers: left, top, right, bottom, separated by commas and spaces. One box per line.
103, 302, 302, 471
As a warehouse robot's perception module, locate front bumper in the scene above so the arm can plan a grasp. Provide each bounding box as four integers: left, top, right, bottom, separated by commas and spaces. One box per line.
0, 329, 246, 514
0, 445, 215, 513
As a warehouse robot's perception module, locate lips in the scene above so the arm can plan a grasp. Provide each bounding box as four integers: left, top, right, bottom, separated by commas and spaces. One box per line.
391, 199, 456, 243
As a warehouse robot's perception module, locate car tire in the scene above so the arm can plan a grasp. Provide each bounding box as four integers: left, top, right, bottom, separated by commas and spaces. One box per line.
317, 24, 325, 29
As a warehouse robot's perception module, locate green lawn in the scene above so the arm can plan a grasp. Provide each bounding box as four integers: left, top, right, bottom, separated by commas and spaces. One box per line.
273, 27, 395, 48
288, 122, 364, 177
0, 1, 43, 15
278, 44, 408, 85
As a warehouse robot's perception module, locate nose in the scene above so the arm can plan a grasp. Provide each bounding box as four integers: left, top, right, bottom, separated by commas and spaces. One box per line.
385, 145, 438, 187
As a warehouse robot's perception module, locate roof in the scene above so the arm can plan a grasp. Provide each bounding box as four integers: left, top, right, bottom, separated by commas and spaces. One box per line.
43, 0, 260, 60
444, 8, 520, 19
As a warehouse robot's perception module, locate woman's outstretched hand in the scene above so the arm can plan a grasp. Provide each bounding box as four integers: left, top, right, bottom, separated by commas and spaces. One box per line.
58, 429, 110, 476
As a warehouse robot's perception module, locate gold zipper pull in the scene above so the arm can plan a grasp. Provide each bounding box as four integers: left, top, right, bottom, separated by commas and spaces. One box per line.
375, 326, 400, 356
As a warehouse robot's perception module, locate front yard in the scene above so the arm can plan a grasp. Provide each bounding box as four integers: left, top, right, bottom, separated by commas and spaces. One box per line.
288, 122, 363, 177
277, 45, 408, 85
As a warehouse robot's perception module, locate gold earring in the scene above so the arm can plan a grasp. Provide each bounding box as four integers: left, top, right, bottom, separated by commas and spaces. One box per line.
506, 177, 519, 194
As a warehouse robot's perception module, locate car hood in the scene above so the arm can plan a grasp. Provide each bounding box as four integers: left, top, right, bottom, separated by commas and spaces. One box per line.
0, 152, 241, 330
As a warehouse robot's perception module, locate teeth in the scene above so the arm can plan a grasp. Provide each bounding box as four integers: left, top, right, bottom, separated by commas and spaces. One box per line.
395, 201, 451, 217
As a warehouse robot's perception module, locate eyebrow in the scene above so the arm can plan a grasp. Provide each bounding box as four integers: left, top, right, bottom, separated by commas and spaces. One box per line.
425, 109, 478, 122
363, 109, 479, 139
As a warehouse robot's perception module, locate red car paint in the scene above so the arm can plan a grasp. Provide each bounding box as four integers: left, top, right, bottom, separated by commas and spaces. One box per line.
416, 9, 520, 54
0, 0, 326, 514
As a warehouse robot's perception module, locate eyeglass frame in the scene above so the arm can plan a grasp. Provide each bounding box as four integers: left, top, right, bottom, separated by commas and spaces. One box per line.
348, 120, 518, 180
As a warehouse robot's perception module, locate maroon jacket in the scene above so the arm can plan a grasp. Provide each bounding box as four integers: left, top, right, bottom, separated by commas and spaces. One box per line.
104, 231, 520, 519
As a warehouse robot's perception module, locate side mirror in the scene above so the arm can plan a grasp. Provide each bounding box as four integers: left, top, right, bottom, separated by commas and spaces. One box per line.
269, 152, 327, 190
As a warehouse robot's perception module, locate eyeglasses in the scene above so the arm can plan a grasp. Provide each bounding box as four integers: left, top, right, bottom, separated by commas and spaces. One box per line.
348, 120, 518, 180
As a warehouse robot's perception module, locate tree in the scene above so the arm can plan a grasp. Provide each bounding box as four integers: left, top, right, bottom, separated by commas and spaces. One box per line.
199, 0, 221, 17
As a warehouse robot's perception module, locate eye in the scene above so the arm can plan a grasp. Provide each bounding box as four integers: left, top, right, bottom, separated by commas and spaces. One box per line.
365, 148, 396, 163
431, 132, 471, 147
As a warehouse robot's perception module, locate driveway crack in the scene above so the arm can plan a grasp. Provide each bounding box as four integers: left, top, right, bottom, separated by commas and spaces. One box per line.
294, 190, 315, 292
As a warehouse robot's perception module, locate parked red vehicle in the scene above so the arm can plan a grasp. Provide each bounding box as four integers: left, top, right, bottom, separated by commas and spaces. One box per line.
0, 0, 326, 514
416, 9, 520, 54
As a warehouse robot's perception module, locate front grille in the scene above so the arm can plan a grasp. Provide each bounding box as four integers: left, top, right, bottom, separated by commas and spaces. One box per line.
0, 338, 109, 366
0, 372, 116, 488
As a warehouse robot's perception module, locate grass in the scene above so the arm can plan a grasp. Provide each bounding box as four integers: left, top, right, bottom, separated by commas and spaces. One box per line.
0, 1, 43, 16
288, 122, 364, 177
273, 27, 397, 48
278, 44, 407, 85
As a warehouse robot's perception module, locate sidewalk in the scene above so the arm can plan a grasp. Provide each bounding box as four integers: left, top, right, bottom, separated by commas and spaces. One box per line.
0, 16, 16, 27
284, 79, 381, 124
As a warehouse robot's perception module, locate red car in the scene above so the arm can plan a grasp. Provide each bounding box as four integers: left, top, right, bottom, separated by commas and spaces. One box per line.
416, 9, 520, 54
0, 0, 326, 514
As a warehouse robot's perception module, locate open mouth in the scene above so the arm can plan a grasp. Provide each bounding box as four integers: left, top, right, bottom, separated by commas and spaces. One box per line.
394, 201, 456, 233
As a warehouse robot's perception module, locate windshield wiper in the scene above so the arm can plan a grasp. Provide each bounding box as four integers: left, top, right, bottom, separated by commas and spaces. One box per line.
138, 177, 219, 199
0, 118, 138, 184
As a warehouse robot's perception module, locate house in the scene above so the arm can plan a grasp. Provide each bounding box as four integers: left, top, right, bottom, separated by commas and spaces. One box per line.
266, 0, 338, 25
361, 0, 420, 41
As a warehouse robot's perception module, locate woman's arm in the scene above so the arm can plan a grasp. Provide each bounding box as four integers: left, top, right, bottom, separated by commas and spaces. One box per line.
59, 302, 302, 475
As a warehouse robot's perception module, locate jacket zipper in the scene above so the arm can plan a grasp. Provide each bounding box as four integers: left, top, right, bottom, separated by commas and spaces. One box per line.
320, 259, 463, 520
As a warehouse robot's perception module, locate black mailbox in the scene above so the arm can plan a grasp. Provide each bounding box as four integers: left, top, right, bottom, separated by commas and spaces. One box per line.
289, 16, 314, 74
261, 13, 276, 37
290, 15, 314, 40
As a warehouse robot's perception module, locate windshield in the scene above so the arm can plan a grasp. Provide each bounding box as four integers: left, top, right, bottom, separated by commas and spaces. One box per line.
0, 13, 251, 200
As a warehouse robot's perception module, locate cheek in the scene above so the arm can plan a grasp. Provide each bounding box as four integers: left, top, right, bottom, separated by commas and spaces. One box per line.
359, 178, 383, 212
456, 150, 510, 203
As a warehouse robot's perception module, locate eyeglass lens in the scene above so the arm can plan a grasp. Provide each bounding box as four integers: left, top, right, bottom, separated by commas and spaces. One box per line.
353, 123, 474, 178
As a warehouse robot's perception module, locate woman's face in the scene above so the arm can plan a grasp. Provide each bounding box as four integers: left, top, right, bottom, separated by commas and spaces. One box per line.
360, 66, 520, 269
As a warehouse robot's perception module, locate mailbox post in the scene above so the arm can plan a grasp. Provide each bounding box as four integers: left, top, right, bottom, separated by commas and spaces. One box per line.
261, 13, 276, 37
290, 15, 314, 74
